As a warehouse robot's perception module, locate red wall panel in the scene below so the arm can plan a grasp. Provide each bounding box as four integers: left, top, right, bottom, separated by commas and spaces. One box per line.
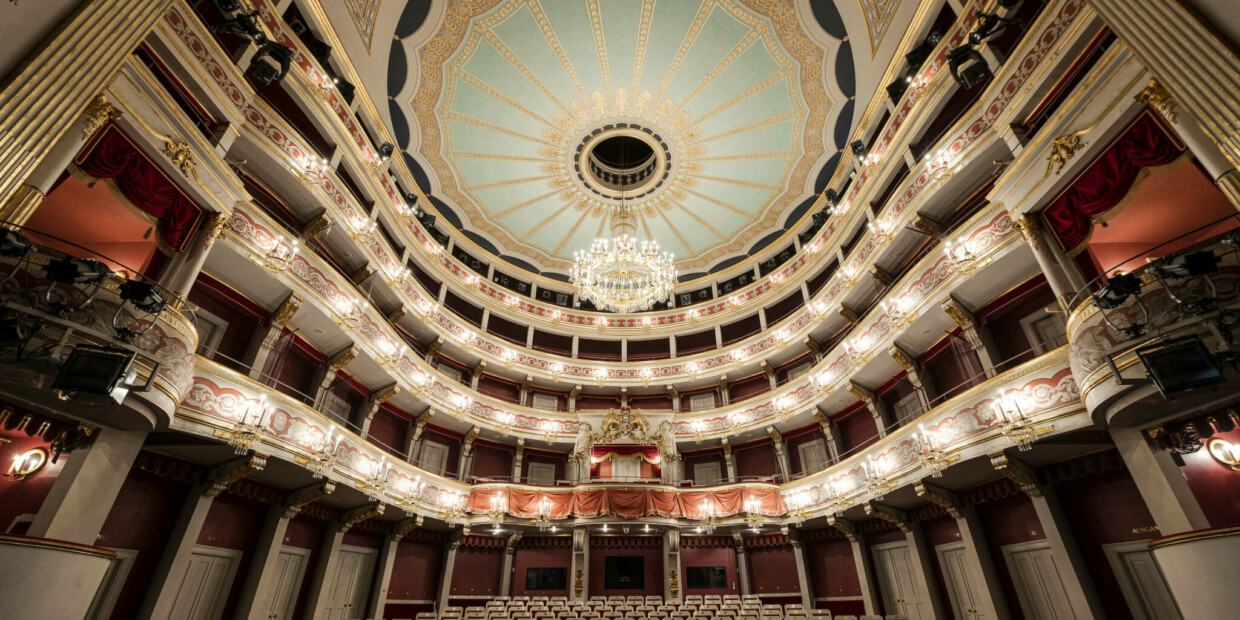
805, 537, 864, 615
196, 492, 268, 619
1056, 464, 1161, 620
838, 411, 880, 454
920, 515, 962, 620
785, 427, 826, 476
588, 539, 663, 597
283, 516, 325, 620
385, 538, 445, 619
683, 451, 726, 484
450, 546, 505, 597
977, 492, 1044, 618
100, 468, 191, 620
510, 540, 573, 597
735, 442, 779, 479
746, 544, 800, 596
680, 542, 739, 595
343, 529, 384, 549
367, 407, 408, 455
472, 444, 514, 480
522, 453, 567, 484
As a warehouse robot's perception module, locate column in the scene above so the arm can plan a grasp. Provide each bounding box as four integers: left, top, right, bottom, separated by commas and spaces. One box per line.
1134, 77, 1240, 207
1110, 426, 1210, 534
814, 410, 842, 464
500, 532, 523, 596
828, 517, 880, 616
848, 382, 891, 437
136, 486, 216, 620
664, 529, 681, 603
915, 481, 1010, 620
571, 527, 589, 602
303, 528, 346, 619
27, 426, 146, 545
1089, 0, 1240, 205
459, 427, 479, 481
722, 441, 738, 482
438, 532, 462, 610
0, 0, 176, 209
941, 296, 1001, 377
513, 439, 525, 481
234, 505, 293, 620
787, 528, 814, 610
993, 452, 1106, 620
162, 213, 229, 297
732, 533, 751, 596
247, 293, 302, 380
767, 427, 791, 479
902, 525, 946, 620
366, 535, 401, 619
0, 97, 118, 225
1013, 215, 1077, 310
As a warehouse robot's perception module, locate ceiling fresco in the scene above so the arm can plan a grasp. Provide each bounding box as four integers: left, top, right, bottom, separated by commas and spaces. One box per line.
314, 0, 922, 280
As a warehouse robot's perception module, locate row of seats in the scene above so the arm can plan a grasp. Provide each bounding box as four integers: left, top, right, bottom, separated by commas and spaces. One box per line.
406, 598, 909, 620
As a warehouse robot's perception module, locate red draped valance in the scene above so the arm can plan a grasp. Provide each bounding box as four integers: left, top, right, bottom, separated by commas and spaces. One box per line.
73, 124, 204, 252
467, 486, 786, 521
590, 444, 661, 477
1042, 111, 1184, 254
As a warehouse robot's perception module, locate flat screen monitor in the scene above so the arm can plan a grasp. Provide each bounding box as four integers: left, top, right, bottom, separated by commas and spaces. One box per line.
604, 556, 644, 589
686, 566, 728, 589
525, 567, 567, 591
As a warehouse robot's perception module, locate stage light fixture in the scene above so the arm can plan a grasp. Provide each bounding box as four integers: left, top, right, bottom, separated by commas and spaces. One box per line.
1152, 250, 1220, 279
51, 345, 141, 405
0, 229, 33, 258
1093, 273, 1142, 309
379, 142, 395, 159
850, 140, 867, 159
948, 46, 990, 89
119, 280, 167, 314
43, 257, 110, 285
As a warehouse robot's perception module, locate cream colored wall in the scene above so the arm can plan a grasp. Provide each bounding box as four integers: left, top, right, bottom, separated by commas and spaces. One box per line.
0, 0, 86, 81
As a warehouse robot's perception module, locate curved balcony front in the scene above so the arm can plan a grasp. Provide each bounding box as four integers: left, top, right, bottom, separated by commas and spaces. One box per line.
1067, 233, 1240, 427
0, 227, 197, 431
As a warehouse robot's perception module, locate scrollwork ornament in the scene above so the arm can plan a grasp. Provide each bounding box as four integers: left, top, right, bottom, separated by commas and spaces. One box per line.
1135, 77, 1177, 124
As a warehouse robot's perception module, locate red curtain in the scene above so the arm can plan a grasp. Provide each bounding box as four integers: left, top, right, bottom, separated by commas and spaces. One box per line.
590, 445, 661, 477
1042, 112, 1184, 253
74, 125, 204, 251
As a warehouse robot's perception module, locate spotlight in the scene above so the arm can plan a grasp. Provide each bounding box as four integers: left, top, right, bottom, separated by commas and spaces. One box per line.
119, 280, 167, 314
250, 42, 294, 85
969, 12, 1028, 45
850, 140, 867, 159
379, 142, 395, 159
44, 257, 110, 285
1137, 337, 1225, 397
51, 345, 140, 405
0, 315, 24, 345
0, 229, 33, 258
404, 192, 418, 205
886, 78, 909, 103
948, 46, 990, 89
1152, 251, 1220, 279
1093, 273, 1142, 309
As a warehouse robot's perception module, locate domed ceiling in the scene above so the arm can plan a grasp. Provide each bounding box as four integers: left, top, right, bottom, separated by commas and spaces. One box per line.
319, 0, 921, 280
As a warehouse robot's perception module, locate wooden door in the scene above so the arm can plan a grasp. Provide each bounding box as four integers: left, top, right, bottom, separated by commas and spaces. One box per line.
168, 546, 242, 620
1102, 541, 1182, 620
1002, 541, 1075, 620
937, 543, 984, 620
872, 542, 928, 620
261, 547, 309, 620
322, 546, 377, 619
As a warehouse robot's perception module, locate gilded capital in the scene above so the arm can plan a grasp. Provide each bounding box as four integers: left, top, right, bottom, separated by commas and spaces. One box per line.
82, 94, 123, 141
1012, 213, 1042, 251
1135, 77, 1177, 123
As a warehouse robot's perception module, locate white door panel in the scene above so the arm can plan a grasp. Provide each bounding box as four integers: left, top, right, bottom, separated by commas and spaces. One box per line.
1003, 541, 1075, 620
263, 547, 309, 620
1103, 541, 1182, 620
168, 546, 242, 620
873, 542, 928, 620
322, 546, 377, 619
937, 543, 984, 620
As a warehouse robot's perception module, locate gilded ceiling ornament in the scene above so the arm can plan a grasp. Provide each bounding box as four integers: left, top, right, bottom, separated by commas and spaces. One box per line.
330, 346, 359, 370
1135, 77, 1177, 123
910, 213, 942, 237
162, 139, 196, 177
1046, 131, 1087, 174
301, 212, 333, 239
888, 345, 916, 373
82, 94, 123, 141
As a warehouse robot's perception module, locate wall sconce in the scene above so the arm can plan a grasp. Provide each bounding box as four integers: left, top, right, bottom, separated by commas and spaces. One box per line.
262, 235, 298, 275
1207, 438, 1240, 471
4, 447, 49, 481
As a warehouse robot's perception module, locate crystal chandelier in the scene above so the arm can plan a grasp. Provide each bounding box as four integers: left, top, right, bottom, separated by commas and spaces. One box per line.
571, 208, 676, 314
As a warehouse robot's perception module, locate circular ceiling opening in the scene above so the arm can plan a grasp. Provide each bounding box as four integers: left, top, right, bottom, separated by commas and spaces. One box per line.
592, 135, 654, 170
578, 127, 669, 200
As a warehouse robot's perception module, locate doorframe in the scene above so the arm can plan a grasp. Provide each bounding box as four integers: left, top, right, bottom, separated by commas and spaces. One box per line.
871, 540, 913, 617
1000, 539, 1064, 620
185, 545, 244, 620
87, 548, 139, 620
935, 542, 969, 620
1101, 540, 1182, 620
333, 545, 379, 614
267, 545, 312, 620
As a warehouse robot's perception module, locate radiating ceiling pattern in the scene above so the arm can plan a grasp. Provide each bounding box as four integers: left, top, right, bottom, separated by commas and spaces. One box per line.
407, 0, 841, 273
